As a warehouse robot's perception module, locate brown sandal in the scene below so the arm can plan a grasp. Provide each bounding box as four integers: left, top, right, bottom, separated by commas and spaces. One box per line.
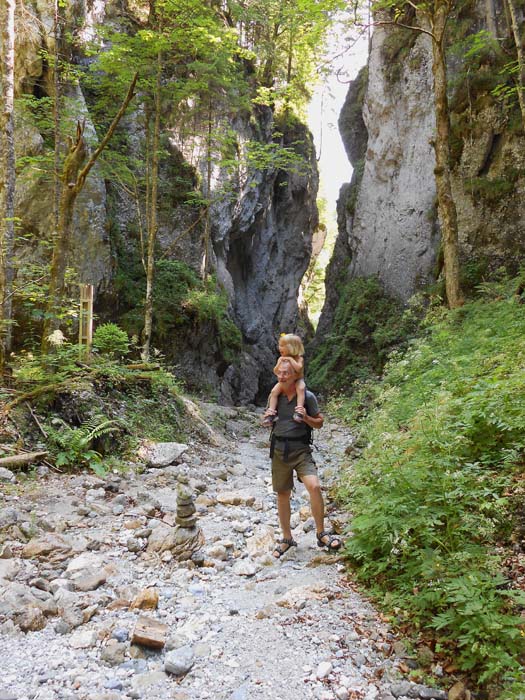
273, 537, 297, 558
317, 530, 342, 551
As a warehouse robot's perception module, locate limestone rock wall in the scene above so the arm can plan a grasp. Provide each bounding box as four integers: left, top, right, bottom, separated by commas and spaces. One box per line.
323, 0, 525, 325
6, 0, 318, 405
341, 27, 439, 303
9, 1, 111, 292
171, 111, 318, 405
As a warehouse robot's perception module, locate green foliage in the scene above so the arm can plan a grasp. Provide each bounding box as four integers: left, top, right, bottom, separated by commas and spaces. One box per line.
447, 29, 523, 165
12, 343, 81, 384
340, 274, 525, 688
92, 323, 130, 358
459, 256, 490, 295
46, 414, 122, 476
118, 383, 184, 442
115, 257, 241, 363
380, 19, 418, 85
228, 0, 349, 114
309, 277, 419, 393
465, 175, 515, 204
243, 138, 310, 176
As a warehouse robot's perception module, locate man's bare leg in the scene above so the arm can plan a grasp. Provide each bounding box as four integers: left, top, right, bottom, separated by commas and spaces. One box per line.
300, 475, 325, 533
302, 474, 342, 550
276, 490, 293, 540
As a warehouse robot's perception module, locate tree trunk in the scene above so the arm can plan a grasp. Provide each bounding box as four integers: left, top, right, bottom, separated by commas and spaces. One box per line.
0, 0, 16, 369
484, 0, 498, 37
201, 98, 213, 281
42, 121, 88, 350
141, 51, 162, 362
286, 26, 293, 84
505, 0, 525, 131
431, 4, 464, 308
53, 0, 62, 234
42, 75, 138, 351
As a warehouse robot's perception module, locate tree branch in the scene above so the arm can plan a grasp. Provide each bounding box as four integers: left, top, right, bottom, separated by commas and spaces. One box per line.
373, 19, 435, 40
76, 72, 139, 191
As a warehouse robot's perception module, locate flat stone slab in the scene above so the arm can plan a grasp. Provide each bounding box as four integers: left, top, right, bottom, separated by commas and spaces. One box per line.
138, 442, 188, 467
131, 615, 168, 649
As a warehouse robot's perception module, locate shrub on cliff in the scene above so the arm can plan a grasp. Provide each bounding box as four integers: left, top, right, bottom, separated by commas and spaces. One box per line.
115, 258, 241, 363
308, 277, 418, 394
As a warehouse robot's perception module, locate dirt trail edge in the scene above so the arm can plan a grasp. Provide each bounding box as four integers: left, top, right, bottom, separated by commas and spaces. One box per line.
0, 404, 447, 700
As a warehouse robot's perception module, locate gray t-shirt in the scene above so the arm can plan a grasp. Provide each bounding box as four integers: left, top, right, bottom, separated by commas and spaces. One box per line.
273, 389, 320, 440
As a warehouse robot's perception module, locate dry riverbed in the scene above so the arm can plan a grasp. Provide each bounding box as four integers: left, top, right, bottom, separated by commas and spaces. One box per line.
0, 404, 450, 700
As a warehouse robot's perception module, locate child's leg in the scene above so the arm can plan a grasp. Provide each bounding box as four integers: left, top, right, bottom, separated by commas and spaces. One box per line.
268, 383, 283, 413
293, 379, 306, 422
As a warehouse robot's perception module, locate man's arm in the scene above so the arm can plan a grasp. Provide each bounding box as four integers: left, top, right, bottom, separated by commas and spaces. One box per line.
294, 404, 324, 429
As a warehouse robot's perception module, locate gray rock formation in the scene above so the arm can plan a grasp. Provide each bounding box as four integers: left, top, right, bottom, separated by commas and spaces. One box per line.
341, 27, 439, 302
324, 1, 525, 316
216, 118, 318, 404
330, 2, 525, 312
7, 0, 318, 405
164, 109, 318, 404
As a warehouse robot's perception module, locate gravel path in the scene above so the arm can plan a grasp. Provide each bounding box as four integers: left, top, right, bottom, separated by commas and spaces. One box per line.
0, 405, 448, 700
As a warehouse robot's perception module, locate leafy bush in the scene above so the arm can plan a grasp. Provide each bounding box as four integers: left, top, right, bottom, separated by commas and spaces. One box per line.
184, 282, 242, 362
12, 343, 81, 383
340, 274, 525, 688
92, 323, 130, 358
115, 257, 241, 363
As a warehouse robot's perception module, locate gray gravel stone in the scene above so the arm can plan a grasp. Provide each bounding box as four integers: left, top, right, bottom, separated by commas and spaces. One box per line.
164, 645, 194, 675
229, 684, 250, 700
112, 628, 129, 642
391, 682, 413, 698
419, 689, 447, 700
0, 691, 17, 700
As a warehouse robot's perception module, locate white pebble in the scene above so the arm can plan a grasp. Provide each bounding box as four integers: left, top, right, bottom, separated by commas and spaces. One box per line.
316, 661, 333, 679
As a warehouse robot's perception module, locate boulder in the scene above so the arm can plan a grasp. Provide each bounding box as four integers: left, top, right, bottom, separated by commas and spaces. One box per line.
131, 615, 168, 649
147, 523, 204, 560
138, 442, 188, 468
246, 525, 275, 558
130, 588, 159, 611
164, 645, 195, 676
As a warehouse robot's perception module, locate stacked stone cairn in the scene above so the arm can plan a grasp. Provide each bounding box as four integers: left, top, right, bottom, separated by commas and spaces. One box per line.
171, 486, 204, 561
176, 486, 198, 528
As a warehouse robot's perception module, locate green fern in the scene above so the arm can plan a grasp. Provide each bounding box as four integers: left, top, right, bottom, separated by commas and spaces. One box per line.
47, 414, 122, 476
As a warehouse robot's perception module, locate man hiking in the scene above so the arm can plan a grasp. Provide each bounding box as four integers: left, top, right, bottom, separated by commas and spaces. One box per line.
262, 359, 342, 558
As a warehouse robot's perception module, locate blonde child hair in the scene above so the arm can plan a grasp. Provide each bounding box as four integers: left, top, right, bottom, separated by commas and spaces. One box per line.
262, 333, 306, 426
273, 334, 304, 377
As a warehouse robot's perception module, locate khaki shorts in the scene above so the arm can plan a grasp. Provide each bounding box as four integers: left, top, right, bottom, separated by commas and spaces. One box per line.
271, 446, 317, 492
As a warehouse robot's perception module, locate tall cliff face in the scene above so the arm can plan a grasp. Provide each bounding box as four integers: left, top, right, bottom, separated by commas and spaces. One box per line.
323, 0, 525, 321
335, 26, 439, 305
216, 119, 318, 404
169, 111, 318, 405
6, 0, 318, 405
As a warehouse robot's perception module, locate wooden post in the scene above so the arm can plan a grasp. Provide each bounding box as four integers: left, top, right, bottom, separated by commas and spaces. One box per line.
79, 284, 93, 359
